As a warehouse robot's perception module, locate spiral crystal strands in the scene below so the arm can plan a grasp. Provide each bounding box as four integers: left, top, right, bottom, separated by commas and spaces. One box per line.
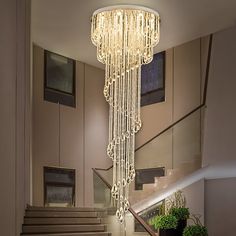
91, 5, 160, 223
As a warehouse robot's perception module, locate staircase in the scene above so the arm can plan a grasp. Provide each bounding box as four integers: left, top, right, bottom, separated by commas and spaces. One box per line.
129, 159, 201, 205
21, 206, 111, 236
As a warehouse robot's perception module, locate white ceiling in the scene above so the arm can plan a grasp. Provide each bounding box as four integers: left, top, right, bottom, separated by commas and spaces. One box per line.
32, 0, 236, 69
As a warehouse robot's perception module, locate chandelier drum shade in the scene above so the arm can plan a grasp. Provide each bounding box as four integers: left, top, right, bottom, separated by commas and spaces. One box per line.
91, 5, 160, 223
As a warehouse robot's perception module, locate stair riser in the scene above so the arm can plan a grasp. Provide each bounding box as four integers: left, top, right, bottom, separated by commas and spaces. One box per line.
24, 217, 101, 225
27, 206, 104, 212
21, 233, 111, 236
25, 211, 98, 218
22, 225, 106, 234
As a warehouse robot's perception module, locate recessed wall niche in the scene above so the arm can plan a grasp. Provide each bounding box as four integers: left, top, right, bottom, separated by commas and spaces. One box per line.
44, 50, 76, 107
141, 51, 165, 106
44, 166, 76, 207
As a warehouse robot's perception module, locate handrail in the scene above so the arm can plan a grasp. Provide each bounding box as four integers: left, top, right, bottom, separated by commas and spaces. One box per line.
136, 103, 205, 151
92, 168, 112, 189
93, 166, 113, 171
202, 34, 213, 105
92, 168, 157, 236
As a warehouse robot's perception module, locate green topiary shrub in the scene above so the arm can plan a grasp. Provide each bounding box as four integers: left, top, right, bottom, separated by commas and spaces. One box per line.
183, 214, 208, 236
150, 215, 178, 230
183, 225, 208, 236
169, 207, 190, 221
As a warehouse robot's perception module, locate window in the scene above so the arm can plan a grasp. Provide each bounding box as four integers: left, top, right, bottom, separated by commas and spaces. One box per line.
44, 50, 76, 107
141, 51, 165, 106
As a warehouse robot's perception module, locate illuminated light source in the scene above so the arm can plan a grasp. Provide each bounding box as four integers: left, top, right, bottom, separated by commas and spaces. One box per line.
91, 5, 160, 223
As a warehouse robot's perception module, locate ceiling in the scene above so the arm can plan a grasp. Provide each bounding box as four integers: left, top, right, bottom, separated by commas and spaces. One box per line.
32, 0, 236, 69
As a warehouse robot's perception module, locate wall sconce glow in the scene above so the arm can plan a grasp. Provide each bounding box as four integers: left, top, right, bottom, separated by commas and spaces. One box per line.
91, 5, 160, 223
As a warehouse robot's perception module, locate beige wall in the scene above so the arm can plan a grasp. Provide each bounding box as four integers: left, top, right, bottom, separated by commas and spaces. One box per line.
60, 61, 85, 206
173, 39, 201, 121
173, 110, 201, 168
136, 129, 173, 170
137, 49, 173, 148
137, 38, 205, 148
203, 25, 236, 165
32, 45, 110, 207
33, 36, 208, 206
0, 0, 30, 235
183, 180, 205, 225
202, 25, 236, 235
205, 178, 236, 236
33, 46, 60, 206
84, 64, 110, 206
136, 38, 207, 172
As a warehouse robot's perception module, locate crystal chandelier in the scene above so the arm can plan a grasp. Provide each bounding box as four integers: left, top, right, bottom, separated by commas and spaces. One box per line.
91, 5, 160, 223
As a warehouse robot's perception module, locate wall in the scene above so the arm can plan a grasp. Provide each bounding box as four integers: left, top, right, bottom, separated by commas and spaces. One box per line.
205, 178, 236, 236
203, 25, 236, 166
173, 39, 202, 168
0, 0, 30, 235
136, 38, 206, 148
183, 180, 205, 224
32, 45, 110, 207
135, 38, 208, 172
33, 36, 209, 206
137, 49, 173, 148
84, 64, 109, 206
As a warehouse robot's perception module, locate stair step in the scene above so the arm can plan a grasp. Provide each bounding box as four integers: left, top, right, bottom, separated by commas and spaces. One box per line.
24, 217, 101, 225
27, 206, 102, 212
155, 176, 169, 188
22, 224, 106, 234
25, 211, 98, 218
166, 168, 180, 176
21, 232, 111, 236
142, 183, 156, 191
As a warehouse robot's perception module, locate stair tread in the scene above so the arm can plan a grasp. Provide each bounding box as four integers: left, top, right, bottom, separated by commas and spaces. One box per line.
21, 232, 111, 236
25, 211, 98, 218
23, 224, 106, 228
24, 217, 101, 225
22, 207, 109, 235
22, 224, 106, 234
27, 206, 105, 212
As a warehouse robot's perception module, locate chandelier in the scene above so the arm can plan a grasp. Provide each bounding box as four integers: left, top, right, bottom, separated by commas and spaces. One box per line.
91, 5, 160, 223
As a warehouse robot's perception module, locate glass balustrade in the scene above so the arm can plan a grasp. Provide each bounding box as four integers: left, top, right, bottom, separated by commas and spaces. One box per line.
94, 106, 204, 206
93, 170, 113, 208
93, 170, 153, 236
104, 210, 151, 236
131, 107, 203, 205
93, 106, 204, 235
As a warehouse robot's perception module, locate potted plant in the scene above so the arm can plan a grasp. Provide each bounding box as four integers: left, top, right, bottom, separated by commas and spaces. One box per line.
166, 191, 190, 236
149, 214, 178, 236
169, 207, 190, 234
183, 215, 208, 236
